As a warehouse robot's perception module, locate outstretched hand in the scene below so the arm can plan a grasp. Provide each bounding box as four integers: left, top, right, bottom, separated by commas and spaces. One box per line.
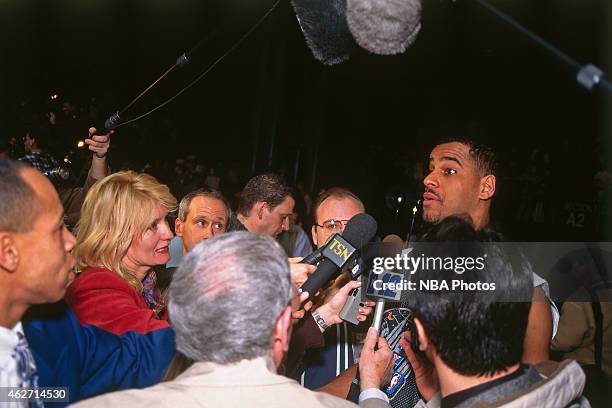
359, 327, 393, 390
315, 280, 375, 329
288, 257, 316, 289
85, 127, 112, 159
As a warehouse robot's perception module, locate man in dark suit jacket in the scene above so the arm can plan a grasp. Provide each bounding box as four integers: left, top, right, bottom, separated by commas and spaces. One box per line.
23, 302, 174, 405
0, 159, 174, 407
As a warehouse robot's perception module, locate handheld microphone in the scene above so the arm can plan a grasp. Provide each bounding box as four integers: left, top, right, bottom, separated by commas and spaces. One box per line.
301, 231, 346, 265
372, 234, 405, 331
302, 246, 324, 265
372, 299, 386, 332
299, 213, 377, 299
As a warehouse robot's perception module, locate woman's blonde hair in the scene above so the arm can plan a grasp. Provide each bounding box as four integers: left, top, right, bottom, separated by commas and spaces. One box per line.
75, 171, 177, 293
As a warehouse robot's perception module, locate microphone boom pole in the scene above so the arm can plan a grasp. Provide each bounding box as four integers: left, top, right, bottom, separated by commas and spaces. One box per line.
471, 0, 612, 94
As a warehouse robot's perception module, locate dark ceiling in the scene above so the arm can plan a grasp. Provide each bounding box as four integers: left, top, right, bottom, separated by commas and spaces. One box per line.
2, 0, 611, 239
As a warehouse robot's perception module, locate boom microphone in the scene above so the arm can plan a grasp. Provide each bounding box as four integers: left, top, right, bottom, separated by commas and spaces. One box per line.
104, 112, 122, 130
291, 0, 422, 63
346, 0, 422, 56
290, 0, 356, 65
299, 213, 377, 298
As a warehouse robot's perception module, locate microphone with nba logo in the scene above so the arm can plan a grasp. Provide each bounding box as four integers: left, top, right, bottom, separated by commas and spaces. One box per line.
299, 213, 377, 301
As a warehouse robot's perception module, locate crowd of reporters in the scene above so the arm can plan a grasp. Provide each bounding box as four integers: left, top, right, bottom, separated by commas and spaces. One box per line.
0, 121, 610, 407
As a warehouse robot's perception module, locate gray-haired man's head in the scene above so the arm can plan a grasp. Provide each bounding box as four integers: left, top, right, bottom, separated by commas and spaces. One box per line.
168, 231, 293, 365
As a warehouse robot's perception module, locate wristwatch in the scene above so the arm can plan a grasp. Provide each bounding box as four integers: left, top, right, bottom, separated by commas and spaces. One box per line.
312, 310, 330, 331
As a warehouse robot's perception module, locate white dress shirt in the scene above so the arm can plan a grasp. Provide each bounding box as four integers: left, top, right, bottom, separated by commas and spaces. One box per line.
0, 322, 28, 407
0, 322, 22, 389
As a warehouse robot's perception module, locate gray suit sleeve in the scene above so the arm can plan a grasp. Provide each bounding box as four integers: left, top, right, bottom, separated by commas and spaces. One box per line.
359, 398, 391, 408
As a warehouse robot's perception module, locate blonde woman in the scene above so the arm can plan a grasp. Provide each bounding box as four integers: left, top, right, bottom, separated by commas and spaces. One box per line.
65, 171, 177, 335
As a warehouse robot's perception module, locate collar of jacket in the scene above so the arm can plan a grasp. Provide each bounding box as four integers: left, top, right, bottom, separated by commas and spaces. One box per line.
420, 360, 587, 408
173, 356, 294, 387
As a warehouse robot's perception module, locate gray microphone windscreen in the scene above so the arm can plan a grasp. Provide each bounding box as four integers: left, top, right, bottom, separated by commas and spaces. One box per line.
290, 0, 355, 65
342, 213, 378, 248
347, 0, 422, 55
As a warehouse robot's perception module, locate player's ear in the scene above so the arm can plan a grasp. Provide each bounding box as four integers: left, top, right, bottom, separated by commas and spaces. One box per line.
479, 175, 496, 201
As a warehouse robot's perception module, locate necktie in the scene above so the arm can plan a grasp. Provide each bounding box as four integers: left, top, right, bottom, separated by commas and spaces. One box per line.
14, 332, 43, 407
142, 273, 165, 315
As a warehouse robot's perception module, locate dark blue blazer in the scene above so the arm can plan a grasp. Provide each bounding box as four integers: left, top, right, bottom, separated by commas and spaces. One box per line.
22, 302, 175, 407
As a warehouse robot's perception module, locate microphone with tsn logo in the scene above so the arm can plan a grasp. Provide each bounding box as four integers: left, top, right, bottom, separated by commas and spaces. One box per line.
299, 213, 377, 301
301, 245, 324, 266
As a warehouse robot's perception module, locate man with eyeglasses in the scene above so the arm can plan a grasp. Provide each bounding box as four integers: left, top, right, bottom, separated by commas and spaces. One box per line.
311, 188, 365, 249
296, 188, 369, 390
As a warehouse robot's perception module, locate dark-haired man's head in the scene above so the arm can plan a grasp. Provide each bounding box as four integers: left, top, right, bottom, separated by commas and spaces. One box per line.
0, 159, 76, 328
175, 188, 230, 254
23, 125, 52, 154
236, 173, 294, 238
406, 216, 532, 378
422, 138, 496, 230
23, 132, 37, 154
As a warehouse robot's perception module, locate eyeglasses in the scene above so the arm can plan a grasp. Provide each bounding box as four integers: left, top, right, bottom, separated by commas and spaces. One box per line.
194, 218, 227, 232
315, 219, 350, 232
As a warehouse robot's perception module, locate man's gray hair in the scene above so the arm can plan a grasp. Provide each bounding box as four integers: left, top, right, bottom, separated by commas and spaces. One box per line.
177, 188, 230, 221
169, 231, 293, 364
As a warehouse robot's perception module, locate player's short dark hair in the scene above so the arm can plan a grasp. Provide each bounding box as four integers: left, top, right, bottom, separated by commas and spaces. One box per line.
237, 173, 290, 216
437, 137, 497, 176
407, 216, 532, 376
0, 158, 39, 232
